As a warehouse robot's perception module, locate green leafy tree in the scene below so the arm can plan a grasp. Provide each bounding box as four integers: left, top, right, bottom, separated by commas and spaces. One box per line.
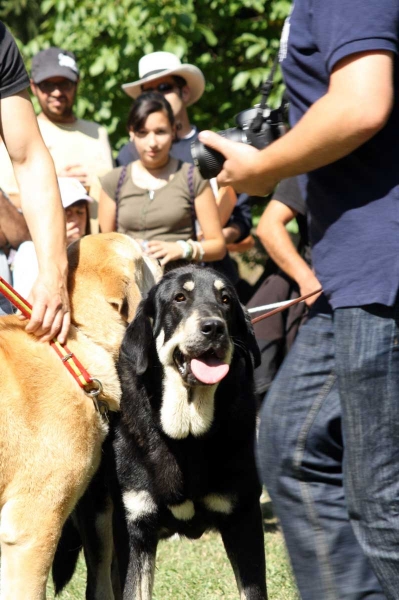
4, 0, 291, 152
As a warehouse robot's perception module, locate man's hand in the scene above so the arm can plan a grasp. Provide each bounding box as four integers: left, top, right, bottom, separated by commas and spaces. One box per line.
297, 271, 323, 307
58, 163, 90, 188
25, 267, 70, 343
197, 131, 277, 195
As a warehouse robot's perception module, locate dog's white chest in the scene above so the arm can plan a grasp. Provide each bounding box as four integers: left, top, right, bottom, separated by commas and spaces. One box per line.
160, 366, 216, 439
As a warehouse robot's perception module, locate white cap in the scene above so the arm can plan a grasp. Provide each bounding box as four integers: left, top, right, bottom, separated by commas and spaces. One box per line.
57, 178, 93, 209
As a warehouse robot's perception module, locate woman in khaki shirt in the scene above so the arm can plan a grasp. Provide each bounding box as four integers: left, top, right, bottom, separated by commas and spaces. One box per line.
99, 92, 225, 267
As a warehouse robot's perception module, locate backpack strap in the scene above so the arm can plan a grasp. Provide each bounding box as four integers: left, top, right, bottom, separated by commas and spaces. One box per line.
187, 163, 197, 240
114, 165, 128, 231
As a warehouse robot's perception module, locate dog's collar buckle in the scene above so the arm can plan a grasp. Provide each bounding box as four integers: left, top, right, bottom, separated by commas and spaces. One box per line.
85, 378, 109, 422
94, 399, 110, 422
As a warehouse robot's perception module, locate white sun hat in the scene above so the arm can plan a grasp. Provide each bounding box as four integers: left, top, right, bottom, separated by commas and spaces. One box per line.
57, 178, 93, 209
122, 51, 205, 106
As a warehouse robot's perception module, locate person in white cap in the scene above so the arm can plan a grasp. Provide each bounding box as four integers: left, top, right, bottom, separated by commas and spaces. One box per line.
12, 179, 92, 299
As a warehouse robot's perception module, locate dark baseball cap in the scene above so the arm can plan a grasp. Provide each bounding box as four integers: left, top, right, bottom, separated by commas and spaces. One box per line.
31, 47, 79, 83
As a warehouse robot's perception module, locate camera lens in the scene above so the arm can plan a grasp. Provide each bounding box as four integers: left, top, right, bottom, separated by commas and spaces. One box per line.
191, 140, 225, 180
191, 128, 246, 179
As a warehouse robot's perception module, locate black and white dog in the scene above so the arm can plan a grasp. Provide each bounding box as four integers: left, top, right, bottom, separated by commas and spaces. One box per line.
109, 265, 267, 599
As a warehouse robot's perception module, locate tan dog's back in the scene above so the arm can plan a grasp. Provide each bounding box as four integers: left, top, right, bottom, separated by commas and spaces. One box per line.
0, 233, 161, 600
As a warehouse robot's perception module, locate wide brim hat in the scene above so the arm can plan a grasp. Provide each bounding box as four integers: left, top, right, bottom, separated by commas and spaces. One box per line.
122, 51, 205, 106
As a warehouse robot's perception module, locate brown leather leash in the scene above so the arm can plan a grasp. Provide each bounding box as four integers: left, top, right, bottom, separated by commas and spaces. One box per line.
250, 288, 323, 325
0, 275, 108, 419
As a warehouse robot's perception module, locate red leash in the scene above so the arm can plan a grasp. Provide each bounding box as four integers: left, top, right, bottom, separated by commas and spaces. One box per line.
0, 275, 106, 414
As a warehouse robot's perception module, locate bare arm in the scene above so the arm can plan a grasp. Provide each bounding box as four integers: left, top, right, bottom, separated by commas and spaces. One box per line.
216, 185, 237, 228
0, 90, 69, 342
194, 183, 226, 261
257, 200, 321, 305
98, 187, 117, 233
196, 184, 240, 243
0, 190, 30, 249
215, 186, 242, 244
199, 51, 394, 194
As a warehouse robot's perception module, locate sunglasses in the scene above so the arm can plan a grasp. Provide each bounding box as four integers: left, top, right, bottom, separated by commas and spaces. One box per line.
37, 80, 76, 93
141, 82, 176, 94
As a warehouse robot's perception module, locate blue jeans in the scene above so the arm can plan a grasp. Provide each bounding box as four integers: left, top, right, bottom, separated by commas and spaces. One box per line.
334, 303, 399, 600
257, 311, 385, 600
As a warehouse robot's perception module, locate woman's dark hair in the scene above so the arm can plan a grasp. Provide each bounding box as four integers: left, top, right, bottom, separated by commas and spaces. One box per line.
127, 92, 175, 133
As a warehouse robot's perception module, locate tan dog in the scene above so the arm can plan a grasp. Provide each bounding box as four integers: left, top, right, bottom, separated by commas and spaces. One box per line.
0, 233, 161, 600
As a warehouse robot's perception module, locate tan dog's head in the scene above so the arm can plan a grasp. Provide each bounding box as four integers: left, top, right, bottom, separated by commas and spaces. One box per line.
67, 233, 162, 356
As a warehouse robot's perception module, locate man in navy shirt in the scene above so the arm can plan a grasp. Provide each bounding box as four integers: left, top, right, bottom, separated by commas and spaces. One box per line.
255, 177, 385, 599
199, 1, 399, 598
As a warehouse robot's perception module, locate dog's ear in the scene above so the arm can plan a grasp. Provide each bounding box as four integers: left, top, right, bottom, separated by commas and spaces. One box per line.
234, 304, 261, 369
120, 293, 155, 375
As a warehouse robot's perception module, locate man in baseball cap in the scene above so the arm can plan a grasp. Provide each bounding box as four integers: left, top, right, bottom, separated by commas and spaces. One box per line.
31, 48, 80, 124
28, 47, 113, 230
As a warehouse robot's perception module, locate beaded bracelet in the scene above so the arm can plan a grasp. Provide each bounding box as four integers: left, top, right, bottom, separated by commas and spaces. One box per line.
177, 240, 194, 261
187, 240, 205, 262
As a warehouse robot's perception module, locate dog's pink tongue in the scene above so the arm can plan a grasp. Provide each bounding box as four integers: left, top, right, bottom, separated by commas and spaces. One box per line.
190, 357, 229, 384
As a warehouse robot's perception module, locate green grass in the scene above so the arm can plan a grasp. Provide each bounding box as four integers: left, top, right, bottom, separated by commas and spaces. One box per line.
46, 499, 299, 600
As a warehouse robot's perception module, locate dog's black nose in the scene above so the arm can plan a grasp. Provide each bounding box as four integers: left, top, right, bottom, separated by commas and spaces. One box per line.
201, 318, 226, 339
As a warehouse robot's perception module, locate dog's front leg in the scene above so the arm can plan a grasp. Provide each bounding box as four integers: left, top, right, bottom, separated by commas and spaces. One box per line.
219, 500, 267, 600
123, 526, 157, 600
112, 490, 158, 600
116, 517, 158, 600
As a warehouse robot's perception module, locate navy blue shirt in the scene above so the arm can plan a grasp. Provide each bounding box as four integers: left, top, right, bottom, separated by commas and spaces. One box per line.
281, 0, 399, 309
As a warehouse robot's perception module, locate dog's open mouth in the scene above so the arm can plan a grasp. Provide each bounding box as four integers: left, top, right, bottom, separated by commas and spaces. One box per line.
173, 348, 229, 385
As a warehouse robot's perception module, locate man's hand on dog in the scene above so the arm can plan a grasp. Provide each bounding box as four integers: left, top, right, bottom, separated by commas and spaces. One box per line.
198, 130, 278, 196
24, 268, 70, 344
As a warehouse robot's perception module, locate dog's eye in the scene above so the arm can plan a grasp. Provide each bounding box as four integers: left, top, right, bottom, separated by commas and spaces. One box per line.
174, 293, 186, 303
221, 294, 230, 305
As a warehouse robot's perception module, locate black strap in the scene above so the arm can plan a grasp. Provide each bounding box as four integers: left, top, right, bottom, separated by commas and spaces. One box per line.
250, 51, 280, 134
187, 163, 197, 240
114, 165, 128, 231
